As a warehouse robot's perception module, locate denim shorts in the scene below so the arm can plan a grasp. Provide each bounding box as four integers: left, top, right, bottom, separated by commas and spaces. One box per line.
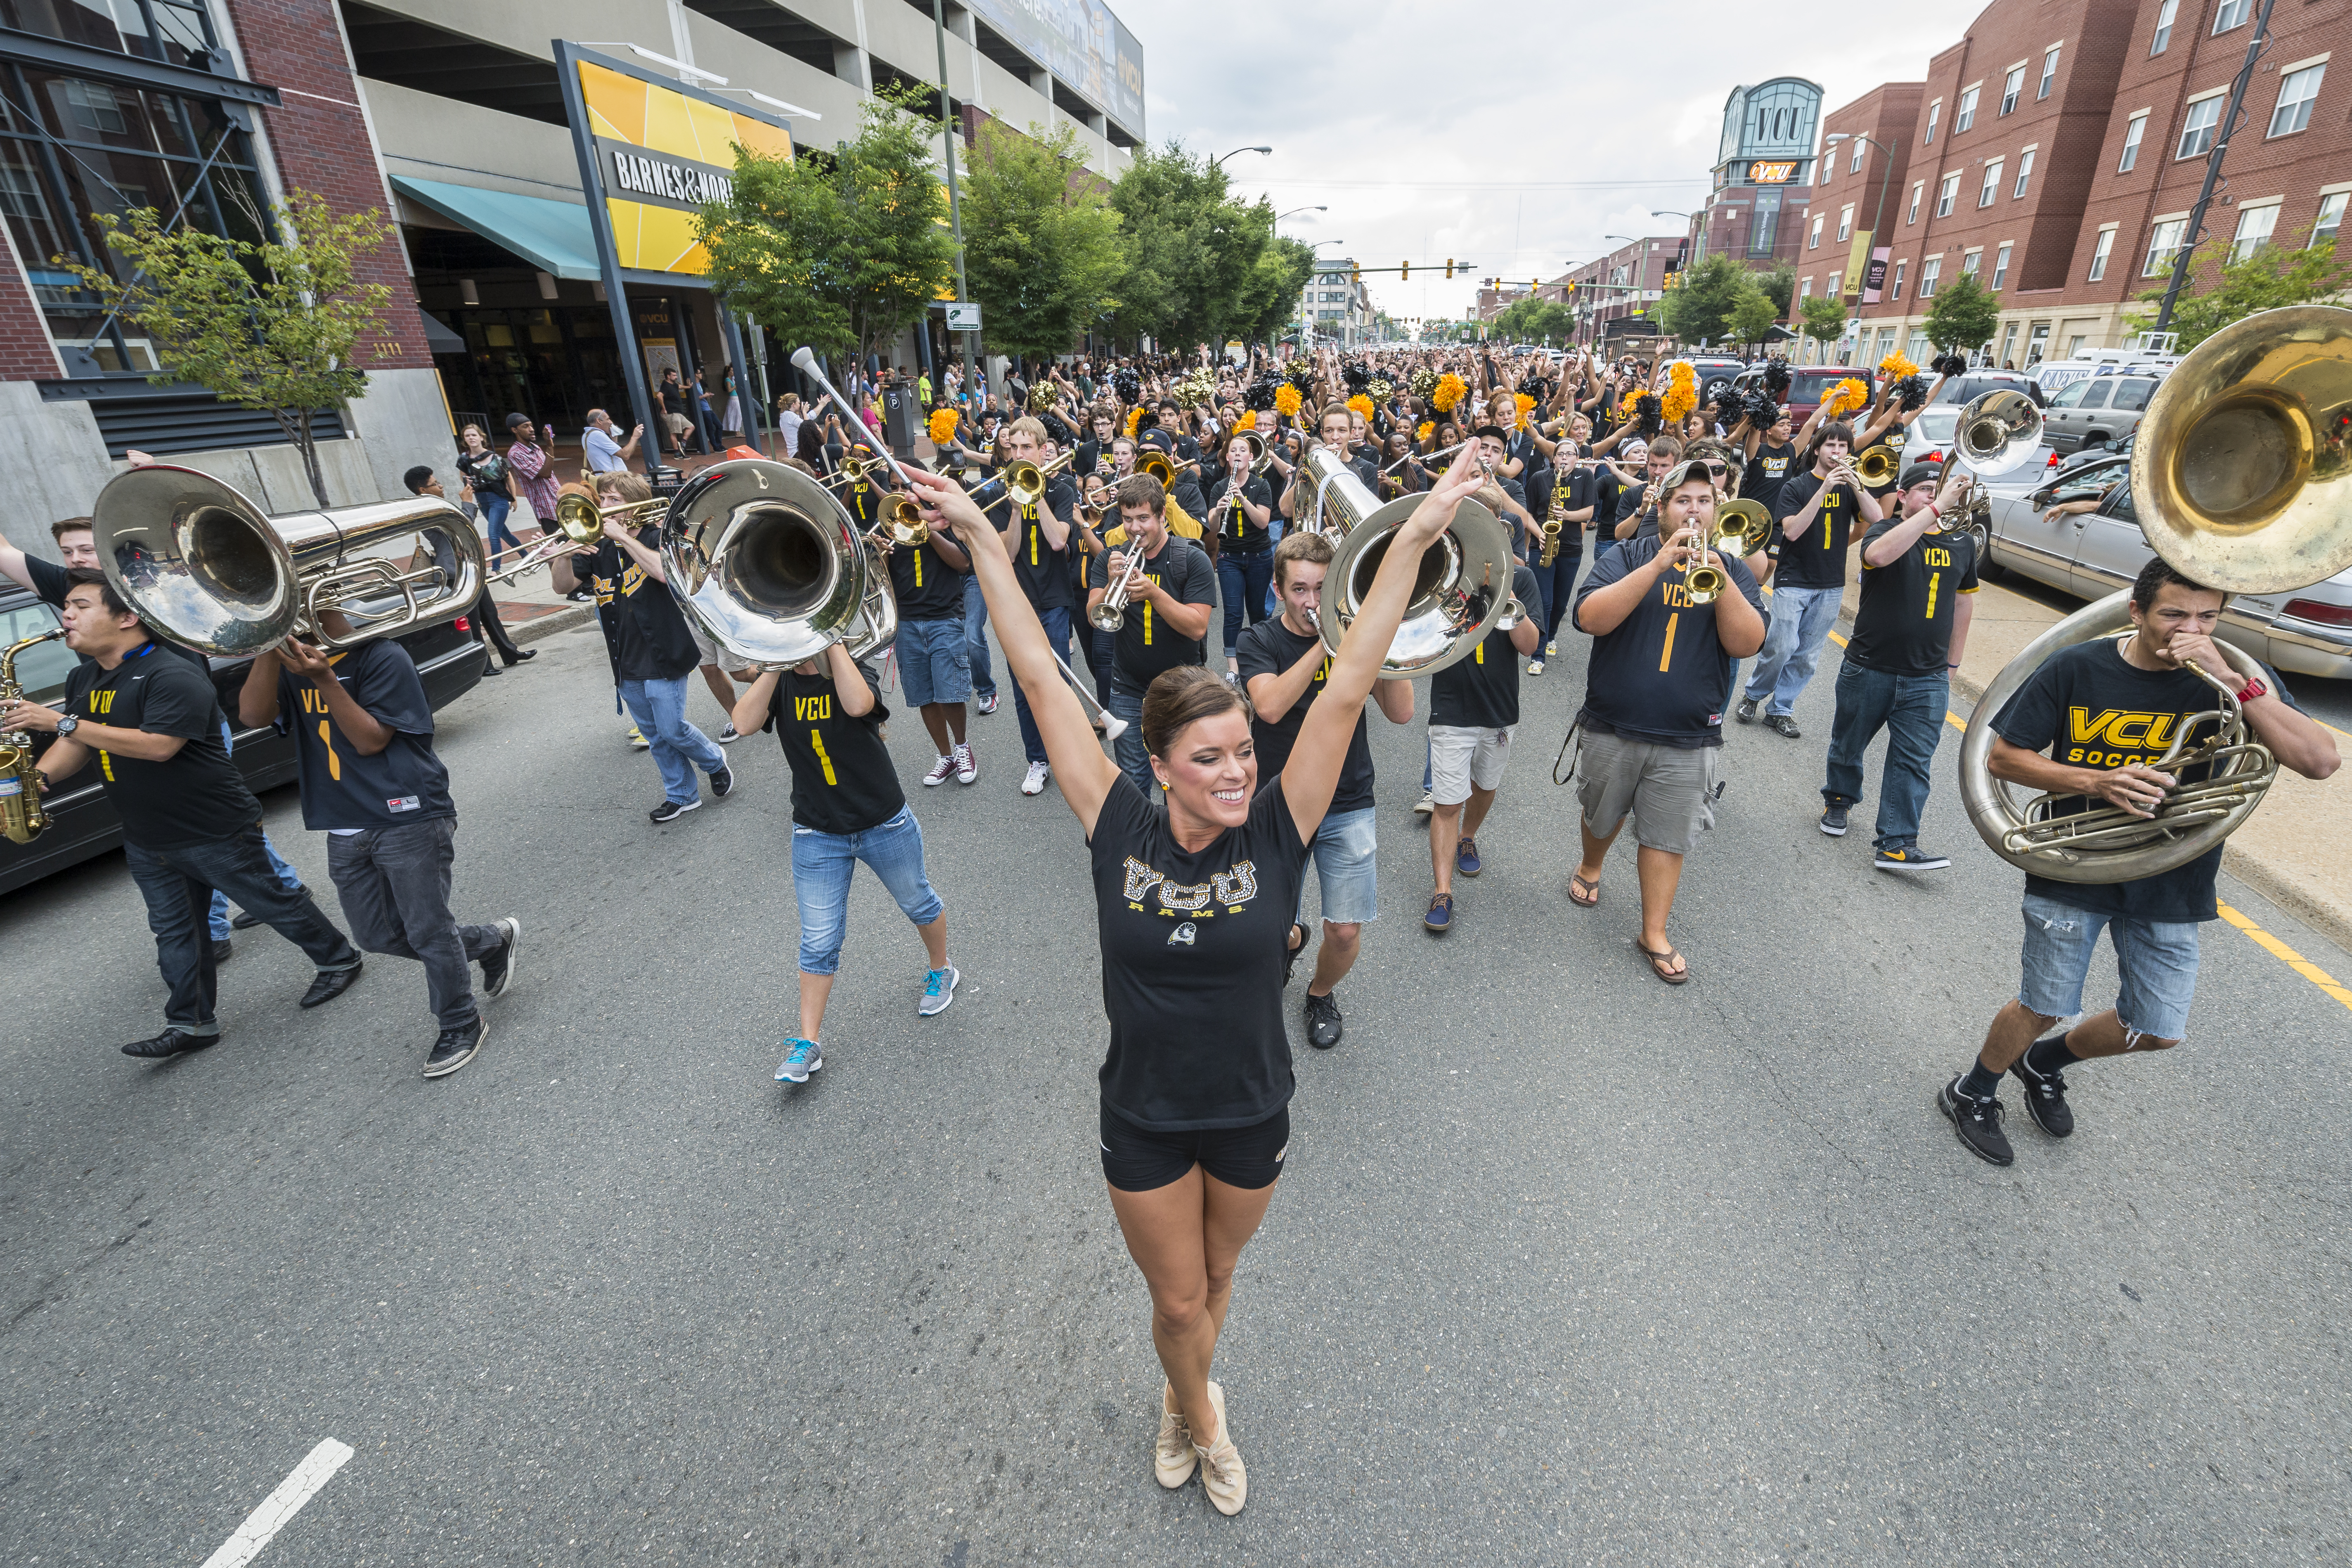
2017, 891, 2200, 1041
1298, 805, 1378, 925
895, 617, 970, 708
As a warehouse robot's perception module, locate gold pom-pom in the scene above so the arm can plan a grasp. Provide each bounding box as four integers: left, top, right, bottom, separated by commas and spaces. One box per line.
1827, 377, 1870, 417
1661, 361, 1698, 426
1877, 350, 1920, 381
1124, 407, 1142, 438
1416, 420, 1434, 442
1347, 393, 1375, 422
927, 407, 959, 445
1432, 373, 1466, 413
1232, 410, 1257, 433
1274, 383, 1303, 419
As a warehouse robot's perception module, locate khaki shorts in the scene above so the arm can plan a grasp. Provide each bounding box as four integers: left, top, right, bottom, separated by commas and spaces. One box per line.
1573, 726, 1717, 856
1429, 724, 1514, 805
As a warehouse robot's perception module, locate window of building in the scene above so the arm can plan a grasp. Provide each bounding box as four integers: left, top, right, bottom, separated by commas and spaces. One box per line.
1980, 161, 2003, 207
1828, 270, 1841, 297
1850, 139, 1865, 173
2066, 333, 2088, 359
1999, 322, 2019, 365
1993, 242, 2012, 288
1920, 257, 1941, 296
2143, 218, 2187, 277
2177, 97, 2222, 159
2088, 228, 2115, 280
1874, 327, 1896, 361
2151, 0, 2177, 53
2214, 0, 2250, 32
2314, 192, 2348, 248
2120, 112, 2148, 171
1937, 173, 1960, 217
2011, 148, 2034, 199
2039, 46, 2061, 99
1890, 260, 1906, 300
1839, 204, 1854, 241
1809, 213, 1824, 249
1924, 100, 1940, 144
2026, 323, 2050, 365
1908, 329, 1932, 362
2002, 66, 2025, 116
2232, 202, 2280, 260
1907, 183, 1922, 223
1801, 277, 1813, 298
1956, 86, 1979, 134
1962, 249, 1981, 278
2269, 63, 2324, 137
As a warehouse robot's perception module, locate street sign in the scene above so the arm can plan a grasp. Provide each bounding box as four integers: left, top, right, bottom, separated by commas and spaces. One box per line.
946, 302, 981, 331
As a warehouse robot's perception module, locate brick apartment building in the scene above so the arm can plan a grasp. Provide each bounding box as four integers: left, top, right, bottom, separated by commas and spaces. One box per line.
1562, 236, 1686, 344
1808, 0, 2350, 371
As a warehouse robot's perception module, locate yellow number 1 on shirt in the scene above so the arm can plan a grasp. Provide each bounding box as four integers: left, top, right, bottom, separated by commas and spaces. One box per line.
317, 718, 342, 781
810, 728, 837, 785
1924, 570, 1940, 620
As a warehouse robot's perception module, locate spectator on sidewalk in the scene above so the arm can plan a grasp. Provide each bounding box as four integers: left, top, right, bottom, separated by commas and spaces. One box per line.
582, 409, 645, 478
505, 413, 562, 551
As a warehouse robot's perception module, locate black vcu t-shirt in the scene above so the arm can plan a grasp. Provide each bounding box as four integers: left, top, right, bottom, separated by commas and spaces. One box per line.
1213, 474, 1273, 552
1432, 563, 1542, 729
1235, 617, 1375, 815
584, 528, 701, 681
63, 642, 258, 848
1847, 519, 1980, 676
1772, 470, 1862, 589
1992, 638, 2294, 924
1089, 537, 1216, 686
994, 479, 1077, 613
1742, 439, 1797, 513
1574, 536, 1766, 748
1088, 774, 1311, 1131
769, 669, 904, 836
276, 639, 454, 830
885, 535, 965, 621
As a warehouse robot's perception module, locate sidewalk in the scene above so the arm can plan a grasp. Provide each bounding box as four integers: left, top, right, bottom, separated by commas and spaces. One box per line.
1831, 573, 2352, 953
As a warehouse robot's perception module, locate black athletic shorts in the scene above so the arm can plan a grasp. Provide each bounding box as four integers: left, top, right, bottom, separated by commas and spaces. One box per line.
1099, 1102, 1290, 1193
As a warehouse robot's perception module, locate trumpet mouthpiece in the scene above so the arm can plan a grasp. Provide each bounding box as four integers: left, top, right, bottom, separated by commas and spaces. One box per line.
790, 346, 817, 371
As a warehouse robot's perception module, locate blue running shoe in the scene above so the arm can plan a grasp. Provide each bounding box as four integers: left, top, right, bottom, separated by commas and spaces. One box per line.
919, 965, 960, 1017
775, 1038, 823, 1083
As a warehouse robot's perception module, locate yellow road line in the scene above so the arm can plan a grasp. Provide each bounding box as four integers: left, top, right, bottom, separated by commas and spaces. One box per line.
1821, 627, 2348, 1008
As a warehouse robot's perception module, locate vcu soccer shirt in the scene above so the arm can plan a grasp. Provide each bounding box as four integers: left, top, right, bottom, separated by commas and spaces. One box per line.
274, 639, 454, 831
1847, 518, 1981, 675
62, 643, 258, 847
769, 668, 904, 835
1574, 535, 1766, 748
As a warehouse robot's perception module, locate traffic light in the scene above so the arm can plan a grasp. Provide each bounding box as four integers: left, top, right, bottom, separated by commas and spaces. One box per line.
1445, 258, 1454, 279
1663, 271, 1680, 291
1400, 260, 1409, 280
1351, 267, 1361, 286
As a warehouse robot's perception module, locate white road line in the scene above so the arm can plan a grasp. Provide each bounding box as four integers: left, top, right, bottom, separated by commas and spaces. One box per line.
200, 1439, 354, 1568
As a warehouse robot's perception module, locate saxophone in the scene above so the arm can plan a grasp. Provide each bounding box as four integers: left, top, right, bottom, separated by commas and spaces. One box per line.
1, 629, 65, 844
1540, 478, 1570, 567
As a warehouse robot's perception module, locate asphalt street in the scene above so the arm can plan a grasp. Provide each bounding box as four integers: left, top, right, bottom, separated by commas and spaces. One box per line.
5, 584, 2349, 1568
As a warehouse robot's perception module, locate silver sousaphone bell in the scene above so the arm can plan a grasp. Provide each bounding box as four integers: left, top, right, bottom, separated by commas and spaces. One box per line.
660, 457, 896, 670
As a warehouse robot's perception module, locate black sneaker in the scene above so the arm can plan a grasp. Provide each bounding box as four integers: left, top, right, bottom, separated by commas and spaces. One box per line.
1304, 990, 1344, 1050
1736, 697, 1759, 724
479, 917, 521, 1001
1938, 1076, 2015, 1167
710, 766, 735, 799
649, 798, 702, 823
299, 961, 363, 1009
715, 722, 740, 744
1820, 804, 1849, 837
424, 1016, 485, 1078
1875, 845, 1952, 871
1763, 714, 1802, 740
121, 1028, 218, 1060
210, 937, 234, 965
2009, 1048, 2075, 1138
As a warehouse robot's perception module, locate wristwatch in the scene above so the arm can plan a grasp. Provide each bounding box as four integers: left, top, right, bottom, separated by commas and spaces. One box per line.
56, 714, 78, 737
2232, 676, 2268, 706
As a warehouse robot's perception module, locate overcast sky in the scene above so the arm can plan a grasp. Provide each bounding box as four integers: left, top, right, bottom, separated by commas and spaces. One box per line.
1122, 0, 1974, 326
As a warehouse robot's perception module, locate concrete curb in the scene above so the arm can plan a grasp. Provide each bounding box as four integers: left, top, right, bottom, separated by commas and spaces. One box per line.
506, 603, 595, 646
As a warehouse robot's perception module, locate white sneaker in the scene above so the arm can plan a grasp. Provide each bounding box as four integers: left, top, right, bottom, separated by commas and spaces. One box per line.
954, 743, 978, 785
1526, 657, 1545, 676
1192, 1382, 1246, 1515
1545, 639, 1559, 656
1412, 791, 1434, 817
1154, 1382, 1196, 1488
1021, 760, 1050, 796
923, 753, 955, 787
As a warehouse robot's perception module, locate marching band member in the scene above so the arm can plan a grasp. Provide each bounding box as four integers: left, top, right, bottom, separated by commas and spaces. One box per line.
989, 416, 1080, 797
1209, 434, 1275, 681
1938, 558, 2336, 1166
1819, 463, 1979, 868
731, 643, 958, 1086
237, 608, 520, 1078
1737, 422, 1881, 738
904, 443, 1491, 1517
1237, 531, 1415, 1050
882, 475, 979, 788
1088, 475, 1218, 796
1422, 559, 1543, 933
1568, 463, 1768, 984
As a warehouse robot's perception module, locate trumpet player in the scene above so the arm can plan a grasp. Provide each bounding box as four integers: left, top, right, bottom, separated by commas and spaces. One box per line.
879, 484, 980, 788
1087, 474, 1216, 796
1568, 463, 1768, 985
1737, 422, 1881, 739
991, 416, 1080, 797
1208, 433, 1275, 681
1939, 557, 2336, 1168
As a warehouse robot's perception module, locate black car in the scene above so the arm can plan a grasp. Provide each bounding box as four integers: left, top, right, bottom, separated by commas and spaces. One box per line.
0, 586, 485, 895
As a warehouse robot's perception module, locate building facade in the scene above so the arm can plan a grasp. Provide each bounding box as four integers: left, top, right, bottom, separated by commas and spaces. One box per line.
1562, 236, 1686, 345
1793, 80, 1924, 359
1303, 259, 1371, 345
1694, 78, 1822, 272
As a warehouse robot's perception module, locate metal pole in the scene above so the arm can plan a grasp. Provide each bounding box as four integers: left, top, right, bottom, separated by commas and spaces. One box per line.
2154, 0, 2277, 335
932, 0, 975, 400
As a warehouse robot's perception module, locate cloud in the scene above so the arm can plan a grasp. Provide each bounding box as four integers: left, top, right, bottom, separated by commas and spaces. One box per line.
1116, 0, 1964, 325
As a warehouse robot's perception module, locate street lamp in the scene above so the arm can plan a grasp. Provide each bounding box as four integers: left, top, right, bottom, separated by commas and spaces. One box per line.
1276, 205, 1326, 223
1216, 145, 1273, 166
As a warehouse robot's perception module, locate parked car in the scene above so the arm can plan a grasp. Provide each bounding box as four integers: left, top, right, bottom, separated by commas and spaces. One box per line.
0, 586, 486, 895
1726, 363, 1872, 428
2039, 373, 2162, 455
1980, 454, 2352, 678
1904, 373, 2052, 464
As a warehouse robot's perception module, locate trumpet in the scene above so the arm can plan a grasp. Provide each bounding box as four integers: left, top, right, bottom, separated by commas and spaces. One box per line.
1090, 549, 1148, 632
866, 494, 930, 549
966, 447, 1077, 510
489, 490, 667, 584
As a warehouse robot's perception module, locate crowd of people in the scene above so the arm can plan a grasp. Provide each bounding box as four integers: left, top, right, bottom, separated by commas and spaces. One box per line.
3, 331, 2336, 1521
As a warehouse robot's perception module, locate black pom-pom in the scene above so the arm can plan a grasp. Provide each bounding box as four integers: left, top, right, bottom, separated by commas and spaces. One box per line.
1286, 363, 1314, 395
1892, 374, 1929, 412
1112, 367, 1141, 405
1746, 390, 1782, 430
1245, 374, 1279, 412
1342, 359, 1370, 390
1763, 360, 1791, 397
1634, 392, 1662, 438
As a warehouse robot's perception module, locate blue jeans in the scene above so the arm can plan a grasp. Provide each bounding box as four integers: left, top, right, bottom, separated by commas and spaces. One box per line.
791, 805, 944, 974
963, 574, 996, 699
1013, 605, 1071, 766
126, 824, 361, 1034
479, 489, 523, 564
1524, 544, 1583, 643
1218, 549, 1274, 657
1108, 680, 1152, 796
211, 718, 301, 940
1744, 582, 1841, 716
1822, 662, 1949, 850
618, 674, 728, 804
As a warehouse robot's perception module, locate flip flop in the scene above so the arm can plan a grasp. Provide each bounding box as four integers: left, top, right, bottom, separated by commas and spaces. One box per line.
1568, 874, 1600, 909
1635, 941, 1689, 985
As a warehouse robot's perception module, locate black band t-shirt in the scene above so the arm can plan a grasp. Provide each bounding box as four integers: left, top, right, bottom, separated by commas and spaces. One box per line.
583, 528, 701, 681
885, 535, 965, 622
1431, 563, 1542, 729
1089, 537, 1216, 686
1772, 470, 1862, 589
63, 642, 258, 847
769, 668, 905, 836
994, 476, 1077, 613
1574, 536, 1766, 748
1213, 474, 1273, 552
1088, 773, 1311, 1130
275, 639, 454, 830
1846, 518, 1981, 676
1235, 617, 1375, 815
1742, 439, 1797, 513
1992, 637, 2295, 924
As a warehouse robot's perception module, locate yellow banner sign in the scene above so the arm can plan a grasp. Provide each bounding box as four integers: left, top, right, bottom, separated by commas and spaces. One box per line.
578, 60, 793, 275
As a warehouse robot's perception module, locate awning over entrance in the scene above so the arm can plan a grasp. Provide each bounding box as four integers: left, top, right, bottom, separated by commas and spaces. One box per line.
390, 177, 601, 280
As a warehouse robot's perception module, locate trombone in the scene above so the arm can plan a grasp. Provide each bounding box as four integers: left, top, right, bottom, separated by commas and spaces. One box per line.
1136, 449, 1198, 489
966, 447, 1077, 510
489, 489, 666, 584
865, 494, 930, 549
818, 451, 882, 490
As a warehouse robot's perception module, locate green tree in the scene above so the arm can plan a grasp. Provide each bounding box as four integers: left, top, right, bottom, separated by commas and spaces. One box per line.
64, 188, 397, 507
2129, 232, 2349, 351
960, 118, 1124, 360
1798, 293, 1848, 352
1922, 271, 2001, 354
697, 88, 956, 367
1756, 259, 1797, 318
1657, 253, 1760, 347
1229, 230, 1314, 345
1727, 286, 1779, 349
1491, 296, 1577, 344
1107, 142, 1285, 351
